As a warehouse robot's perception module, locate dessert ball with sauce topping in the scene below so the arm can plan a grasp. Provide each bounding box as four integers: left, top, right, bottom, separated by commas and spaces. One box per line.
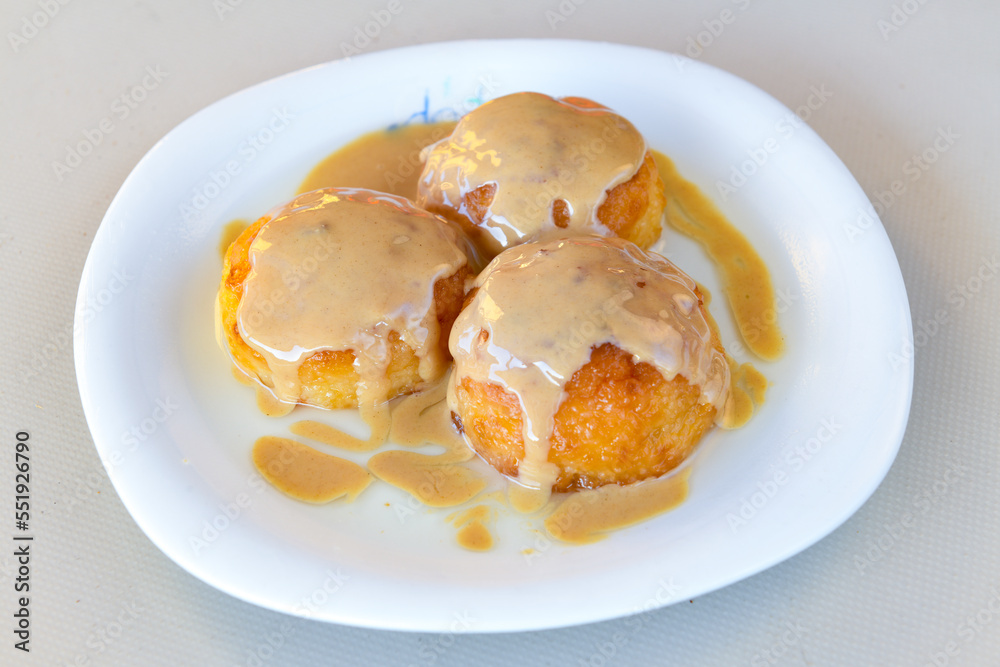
218, 187, 471, 411
417, 92, 666, 260
448, 236, 730, 492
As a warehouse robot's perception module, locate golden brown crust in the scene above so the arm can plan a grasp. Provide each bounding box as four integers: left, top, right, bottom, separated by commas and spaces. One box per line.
452, 297, 724, 492
596, 152, 667, 250
430, 151, 666, 254
218, 216, 469, 410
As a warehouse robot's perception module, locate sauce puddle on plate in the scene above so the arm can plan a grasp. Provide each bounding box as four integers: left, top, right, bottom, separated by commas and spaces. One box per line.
220, 120, 786, 548
252, 436, 371, 503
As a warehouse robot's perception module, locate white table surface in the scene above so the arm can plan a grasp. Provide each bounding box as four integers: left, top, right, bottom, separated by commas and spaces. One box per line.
2, 1, 998, 665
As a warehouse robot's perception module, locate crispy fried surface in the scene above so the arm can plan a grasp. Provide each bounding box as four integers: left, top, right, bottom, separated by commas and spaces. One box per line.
440, 151, 665, 255
596, 152, 666, 250
453, 337, 721, 492
218, 217, 469, 410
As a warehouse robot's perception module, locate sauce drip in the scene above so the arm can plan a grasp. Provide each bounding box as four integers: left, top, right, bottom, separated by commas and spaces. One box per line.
698, 289, 768, 427
653, 151, 784, 361
418, 93, 647, 257
300, 122, 456, 198
256, 387, 295, 418
222, 111, 785, 548
388, 372, 468, 453
448, 505, 495, 551
230, 364, 296, 417
218, 219, 249, 261
236, 188, 469, 423
367, 450, 487, 508
290, 420, 379, 452
545, 468, 690, 543
252, 436, 371, 503
448, 235, 730, 490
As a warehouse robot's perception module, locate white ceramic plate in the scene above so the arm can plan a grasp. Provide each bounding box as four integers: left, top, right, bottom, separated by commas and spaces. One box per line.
75, 40, 913, 632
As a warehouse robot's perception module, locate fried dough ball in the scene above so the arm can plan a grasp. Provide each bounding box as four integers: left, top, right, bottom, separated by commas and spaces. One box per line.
417, 92, 666, 259
448, 236, 729, 492
218, 188, 471, 410
453, 340, 722, 492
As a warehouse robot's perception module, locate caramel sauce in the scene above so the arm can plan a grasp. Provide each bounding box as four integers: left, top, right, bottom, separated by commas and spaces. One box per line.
218, 219, 249, 261
449, 236, 731, 490
507, 484, 552, 514
448, 505, 495, 551
256, 387, 295, 418
223, 106, 784, 547
290, 420, 380, 452
230, 364, 296, 417
367, 451, 487, 508
235, 188, 468, 426
698, 289, 768, 428
252, 436, 371, 503
387, 373, 466, 452
300, 122, 456, 198
653, 151, 784, 361
545, 468, 690, 544
418, 93, 647, 258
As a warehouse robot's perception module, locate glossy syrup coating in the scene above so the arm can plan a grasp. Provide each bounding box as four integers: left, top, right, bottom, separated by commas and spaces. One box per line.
448, 236, 730, 492
417, 92, 666, 259
218, 188, 471, 411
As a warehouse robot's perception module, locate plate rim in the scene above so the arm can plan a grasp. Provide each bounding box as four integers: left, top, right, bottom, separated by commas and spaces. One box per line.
74, 37, 914, 632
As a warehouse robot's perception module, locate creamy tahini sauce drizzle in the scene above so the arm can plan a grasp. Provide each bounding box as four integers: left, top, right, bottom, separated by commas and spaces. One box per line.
252, 436, 371, 503
290, 374, 489, 508
300, 121, 456, 198
448, 505, 495, 551
236, 188, 468, 430
545, 468, 690, 543
417, 92, 647, 257
448, 235, 730, 491
221, 110, 784, 547
367, 374, 488, 507
653, 151, 784, 361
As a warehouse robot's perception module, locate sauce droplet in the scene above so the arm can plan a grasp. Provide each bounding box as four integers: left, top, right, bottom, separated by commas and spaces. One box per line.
252, 436, 371, 503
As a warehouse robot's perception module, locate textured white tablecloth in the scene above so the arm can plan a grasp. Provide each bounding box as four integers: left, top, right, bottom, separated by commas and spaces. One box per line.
2, 1, 998, 665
